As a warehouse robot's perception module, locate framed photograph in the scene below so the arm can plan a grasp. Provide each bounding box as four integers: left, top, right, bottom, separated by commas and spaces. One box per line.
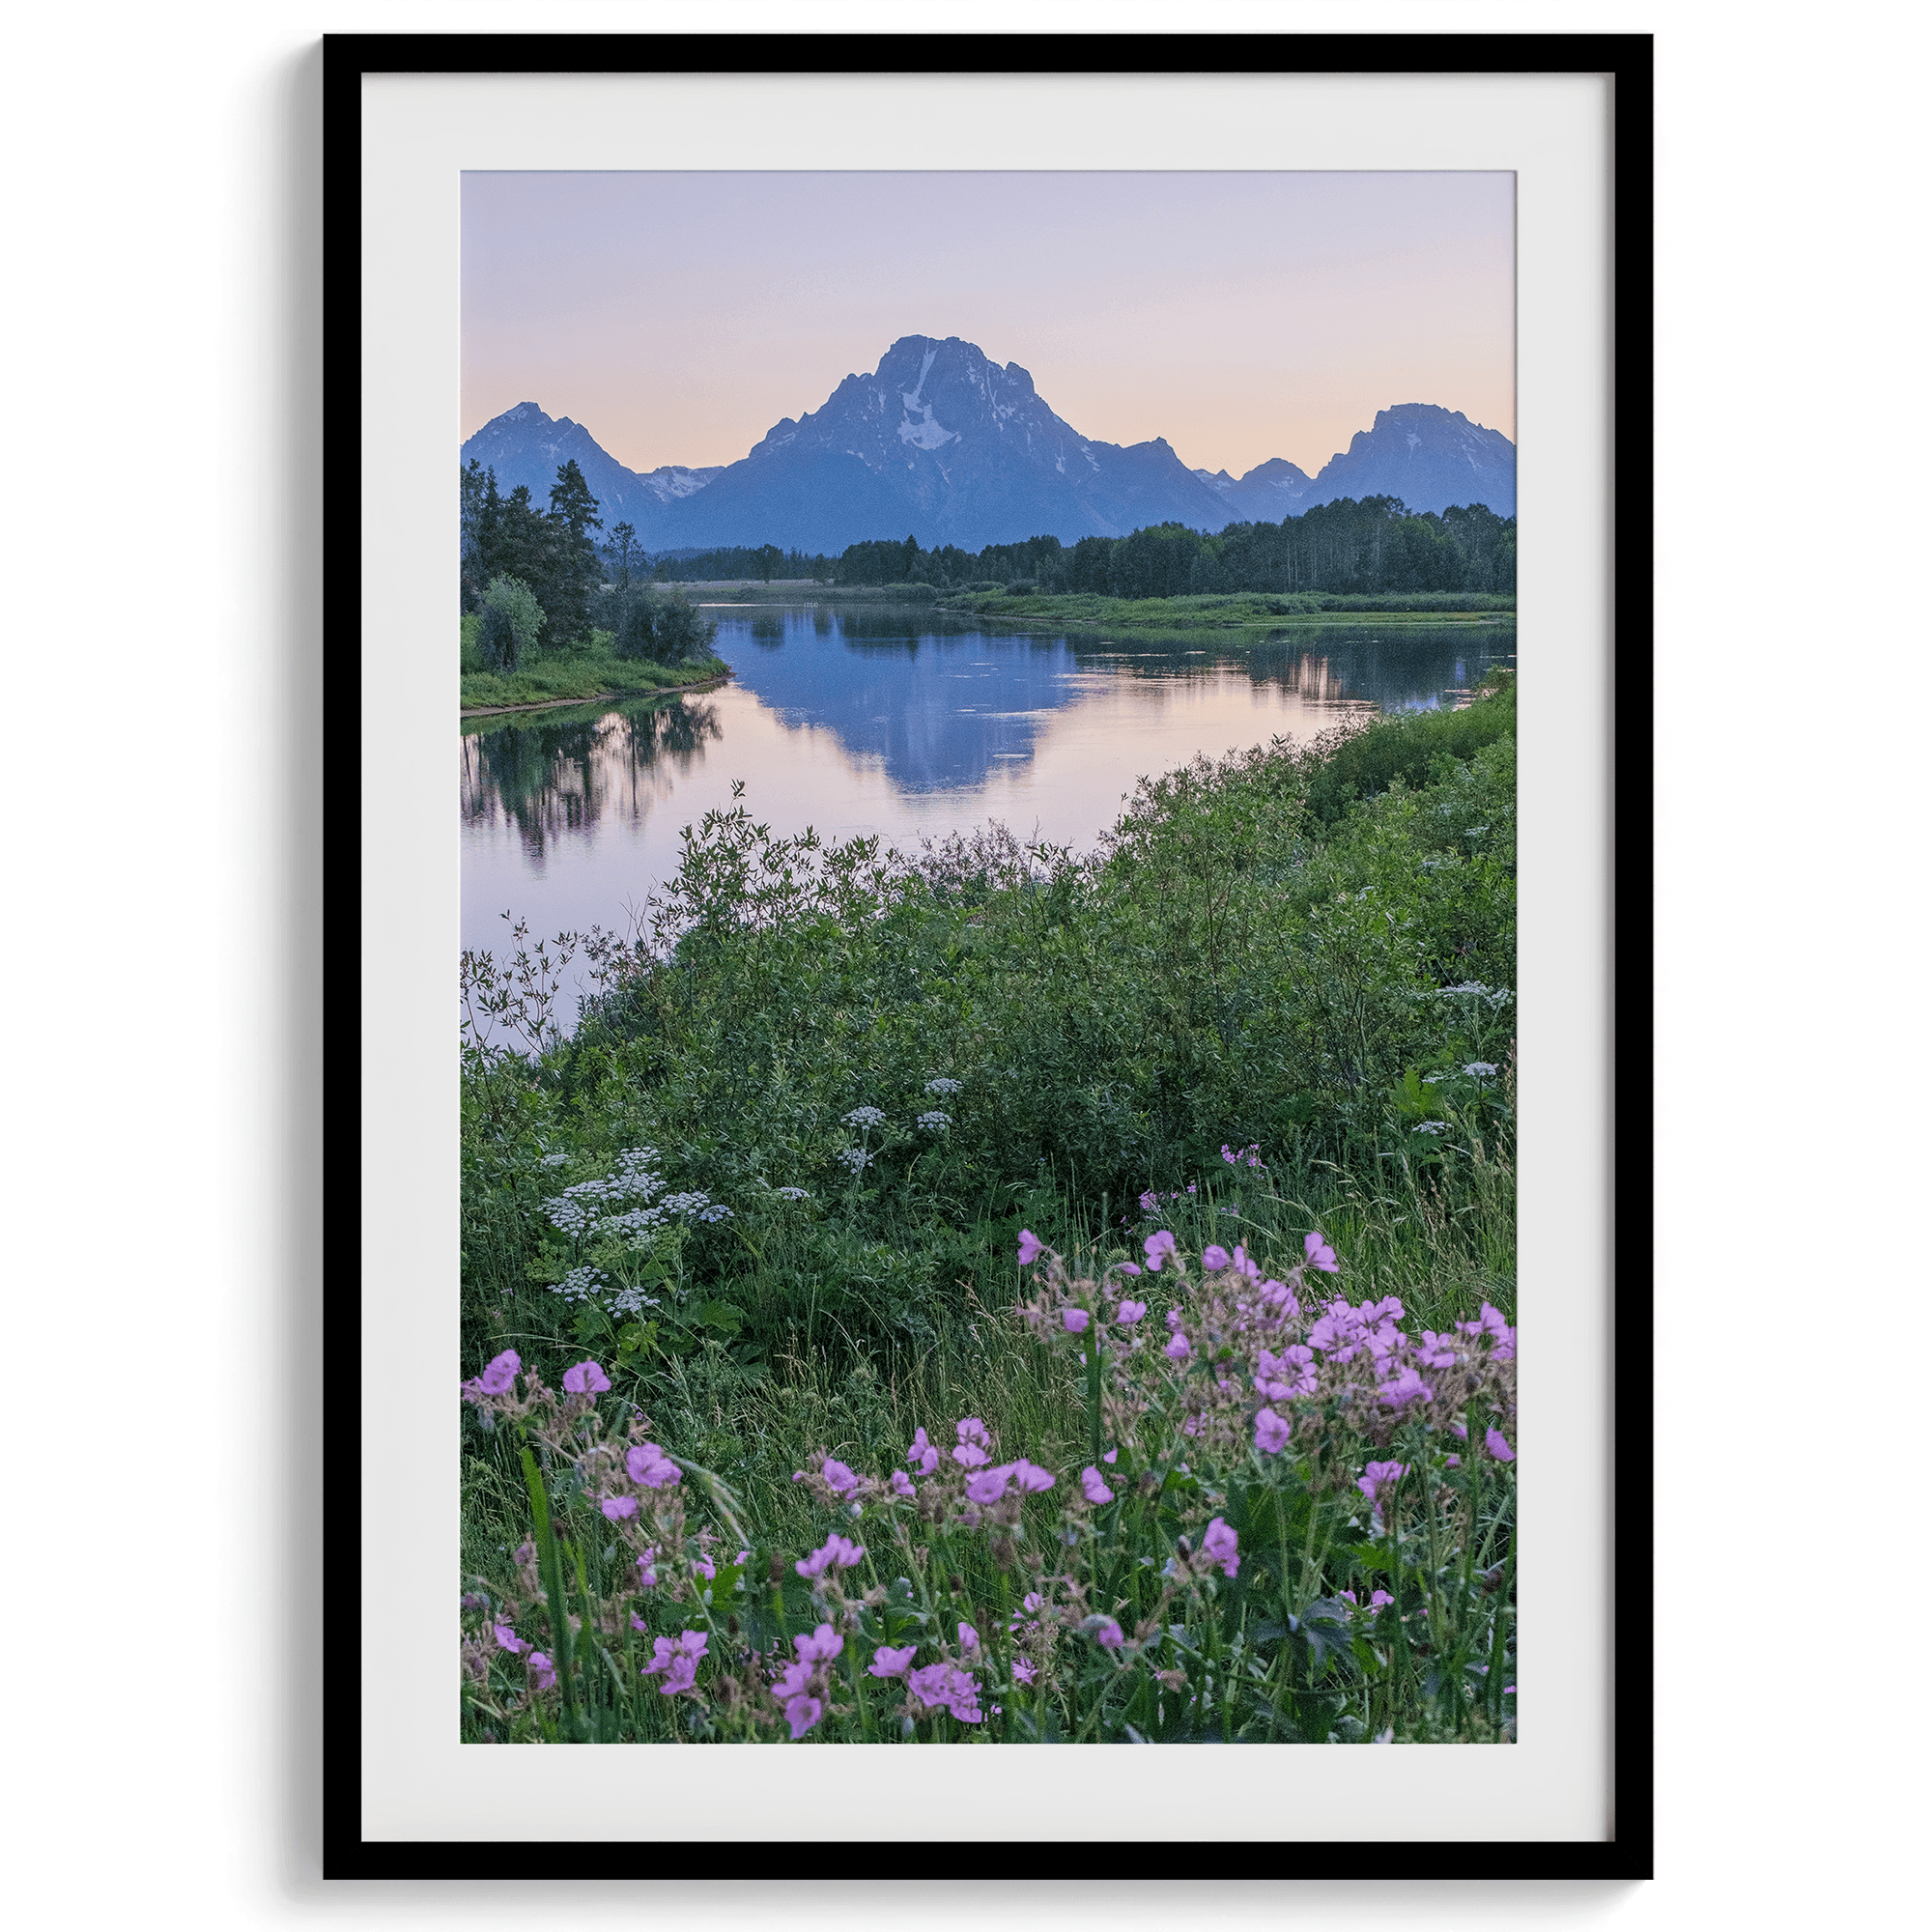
327, 32, 1651, 1874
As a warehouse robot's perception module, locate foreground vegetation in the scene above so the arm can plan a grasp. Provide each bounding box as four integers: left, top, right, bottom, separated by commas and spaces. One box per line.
462, 1228, 1515, 1744
458, 675, 1517, 1742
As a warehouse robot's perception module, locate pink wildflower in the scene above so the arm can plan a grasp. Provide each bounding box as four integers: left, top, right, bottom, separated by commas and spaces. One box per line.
1017, 1229, 1042, 1264
869, 1644, 917, 1678
462, 1349, 521, 1400
626, 1442, 680, 1489
795, 1534, 865, 1579
1143, 1230, 1177, 1270
1358, 1460, 1408, 1503
1201, 1517, 1239, 1577
526, 1652, 556, 1691
562, 1359, 611, 1394
1253, 1406, 1291, 1455
1202, 1244, 1230, 1272
1304, 1231, 1340, 1273
794, 1623, 843, 1665
1486, 1427, 1517, 1462
1081, 1465, 1114, 1504
1062, 1307, 1090, 1333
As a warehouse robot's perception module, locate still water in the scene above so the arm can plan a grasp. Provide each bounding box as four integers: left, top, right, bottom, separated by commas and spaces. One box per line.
460, 603, 1514, 1011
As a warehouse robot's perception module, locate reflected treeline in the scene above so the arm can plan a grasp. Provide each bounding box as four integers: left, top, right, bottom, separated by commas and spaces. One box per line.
460, 696, 721, 863
1233, 625, 1514, 713
1040, 623, 1513, 713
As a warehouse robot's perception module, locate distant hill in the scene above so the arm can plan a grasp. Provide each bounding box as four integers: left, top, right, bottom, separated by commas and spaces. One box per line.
1192, 456, 1319, 525
460, 343, 1515, 554
1299, 404, 1516, 520
459, 402, 721, 538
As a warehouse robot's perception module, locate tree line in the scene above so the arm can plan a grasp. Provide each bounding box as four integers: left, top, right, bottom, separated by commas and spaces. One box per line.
463, 461, 1515, 639
461, 459, 716, 671
643, 543, 831, 583
830, 497, 1515, 598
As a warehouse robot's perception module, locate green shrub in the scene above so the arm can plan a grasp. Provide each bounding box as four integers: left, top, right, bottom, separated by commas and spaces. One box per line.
479, 575, 547, 669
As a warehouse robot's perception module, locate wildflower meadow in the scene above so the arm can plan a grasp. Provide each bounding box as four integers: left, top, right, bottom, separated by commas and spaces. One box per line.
458, 677, 1517, 1744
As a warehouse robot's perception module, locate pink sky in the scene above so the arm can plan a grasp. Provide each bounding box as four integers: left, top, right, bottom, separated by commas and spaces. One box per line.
462, 171, 1514, 481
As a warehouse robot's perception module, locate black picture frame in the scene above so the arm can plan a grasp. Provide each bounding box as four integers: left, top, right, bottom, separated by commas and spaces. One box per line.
323, 29, 1652, 1880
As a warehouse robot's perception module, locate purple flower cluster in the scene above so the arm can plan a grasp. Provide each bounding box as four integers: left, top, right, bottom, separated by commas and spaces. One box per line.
461, 1226, 1515, 1747
906, 1662, 982, 1724
772, 1623, 844, 1738
965, 1460, 1055, 1505
642, 1629, 708, 1695
461, 1349, 521, 1402
795, 1534, 866, 1580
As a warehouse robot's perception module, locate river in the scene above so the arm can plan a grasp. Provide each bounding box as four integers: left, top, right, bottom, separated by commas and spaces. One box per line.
460, 602, 1514, 1021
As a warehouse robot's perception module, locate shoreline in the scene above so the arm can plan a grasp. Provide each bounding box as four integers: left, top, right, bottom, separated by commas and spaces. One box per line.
459, 666, 732, 720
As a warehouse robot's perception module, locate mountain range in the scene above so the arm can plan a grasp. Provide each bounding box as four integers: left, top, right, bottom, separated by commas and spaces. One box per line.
461, 334, 1515, 554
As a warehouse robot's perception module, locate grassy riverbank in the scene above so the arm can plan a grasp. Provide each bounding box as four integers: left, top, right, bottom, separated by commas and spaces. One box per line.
937, 586, 1515, 634
460, 617, 728, 713
458, 672, 1517, 1742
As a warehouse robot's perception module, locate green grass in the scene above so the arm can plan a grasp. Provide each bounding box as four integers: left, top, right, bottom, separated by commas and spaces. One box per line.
461, 648, 727, 713
459, 614, 728, 711
934, 588, 1515, 634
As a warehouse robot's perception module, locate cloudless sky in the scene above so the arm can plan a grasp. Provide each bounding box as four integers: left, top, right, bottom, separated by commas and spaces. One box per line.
462, 172, 1513, 480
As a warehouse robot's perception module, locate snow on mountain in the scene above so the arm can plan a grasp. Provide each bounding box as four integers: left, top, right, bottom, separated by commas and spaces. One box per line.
648, 335, 1236, 554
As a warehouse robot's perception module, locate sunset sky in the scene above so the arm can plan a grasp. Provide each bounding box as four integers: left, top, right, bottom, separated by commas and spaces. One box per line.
461, 171, 1514, 482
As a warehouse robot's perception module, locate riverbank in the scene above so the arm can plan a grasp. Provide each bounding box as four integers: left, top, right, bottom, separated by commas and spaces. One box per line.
667, 582, 1514, 637
459, 652, 730, 715
937, 587, 1515, 634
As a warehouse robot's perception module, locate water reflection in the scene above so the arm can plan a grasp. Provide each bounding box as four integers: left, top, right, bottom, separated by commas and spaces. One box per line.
705, 605, 1510, 797
460, 696, 722, 865
460, 602, 1515, 1018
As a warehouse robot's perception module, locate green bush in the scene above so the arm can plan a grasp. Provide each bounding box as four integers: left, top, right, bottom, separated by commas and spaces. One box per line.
479, 575, 547, 670
1303, 676, 1515, 827
459, 680, 1516, 1376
